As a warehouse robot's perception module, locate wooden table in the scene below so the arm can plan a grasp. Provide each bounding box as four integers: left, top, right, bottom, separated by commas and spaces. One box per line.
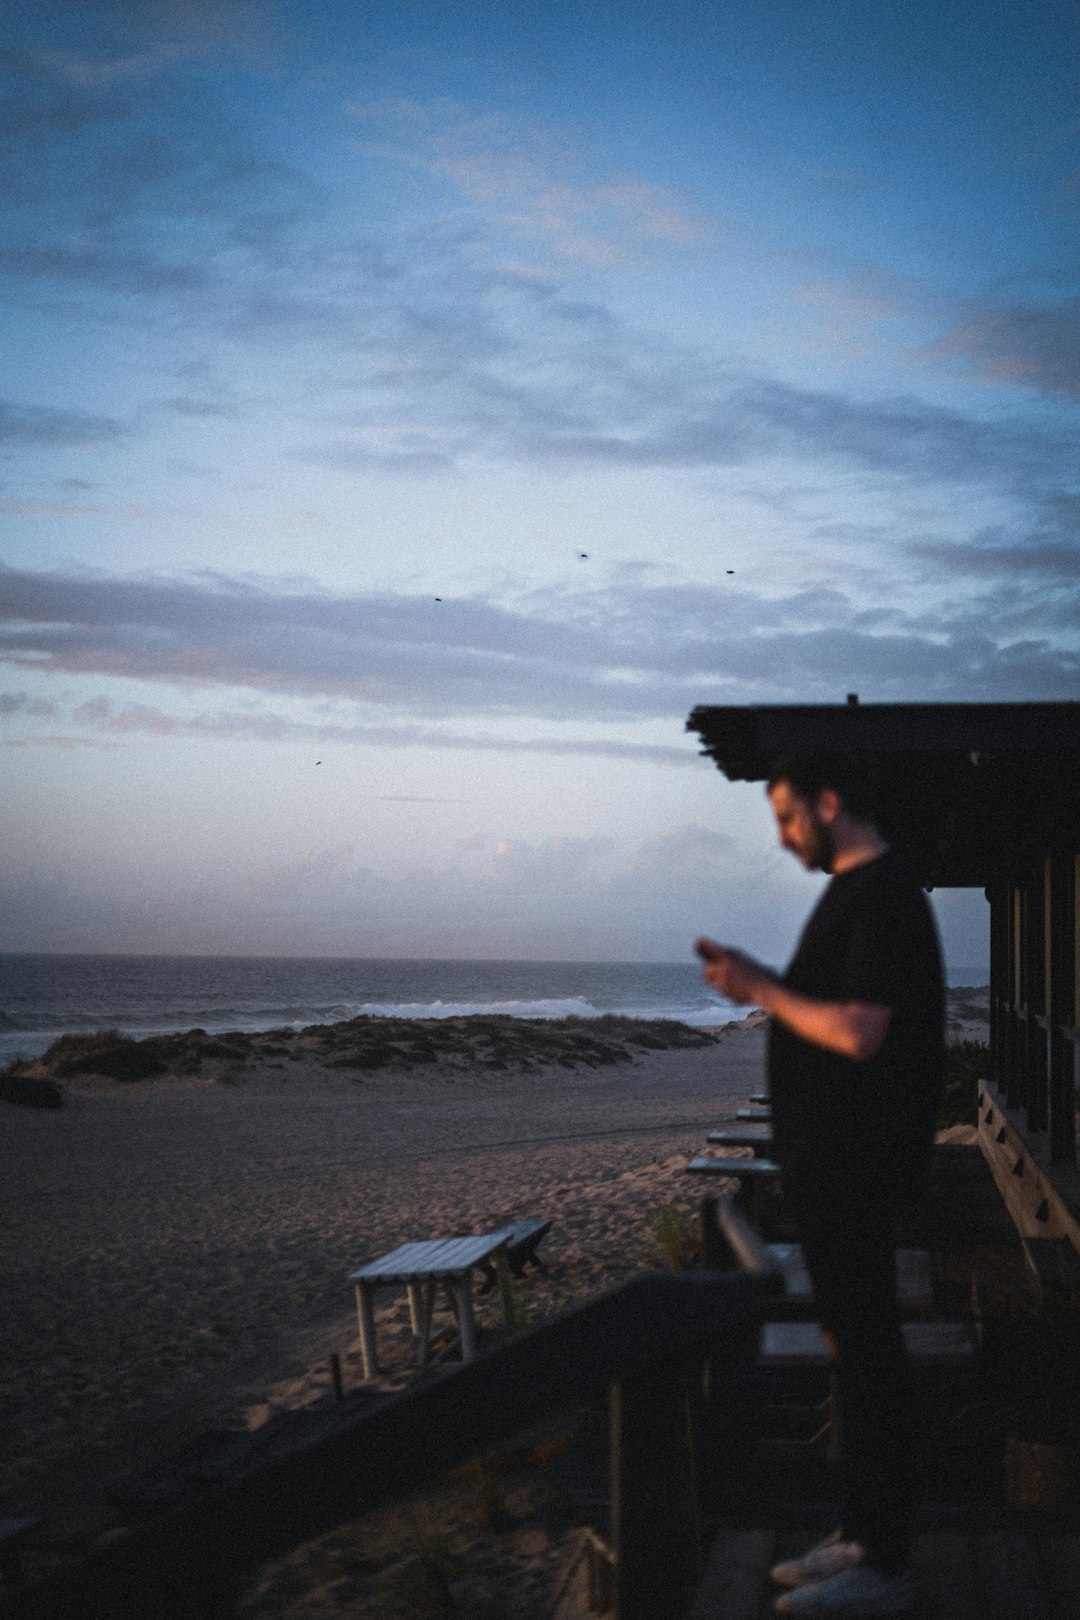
348, 1233, 514, 1381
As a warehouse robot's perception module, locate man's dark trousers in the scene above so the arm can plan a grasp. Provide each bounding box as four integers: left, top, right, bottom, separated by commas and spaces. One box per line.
790, 1175, 915, 1577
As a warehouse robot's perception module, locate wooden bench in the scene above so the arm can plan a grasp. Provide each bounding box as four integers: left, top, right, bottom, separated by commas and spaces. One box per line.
478, 1217, 552, 1290
349, 1232, 515, 1380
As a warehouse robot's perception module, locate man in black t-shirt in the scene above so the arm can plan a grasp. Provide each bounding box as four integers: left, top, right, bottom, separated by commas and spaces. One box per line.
696, 756, 944, 1618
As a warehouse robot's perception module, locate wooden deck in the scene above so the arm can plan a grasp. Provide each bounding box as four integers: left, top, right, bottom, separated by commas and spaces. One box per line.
547, 1139, 1080, 1618
688, 1139, 1080, 1617
692, 1520, 1080, 1619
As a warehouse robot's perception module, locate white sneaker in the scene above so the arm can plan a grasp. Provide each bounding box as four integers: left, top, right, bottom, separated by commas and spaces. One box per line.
773, 1564, 915, 1616
770, 1530, 864, 1588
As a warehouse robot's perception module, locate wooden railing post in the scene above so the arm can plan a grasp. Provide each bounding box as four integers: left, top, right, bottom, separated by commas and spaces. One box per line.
610, 1354, 699, 1620
699, 1196, 724, 1267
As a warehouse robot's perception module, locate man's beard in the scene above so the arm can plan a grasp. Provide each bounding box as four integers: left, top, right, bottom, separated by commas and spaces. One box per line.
805, 814, 836, 873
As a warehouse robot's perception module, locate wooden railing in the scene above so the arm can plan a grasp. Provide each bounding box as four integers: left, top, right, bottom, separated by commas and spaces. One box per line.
14, 1225, 777, 1620
977, 1082, 1080, 1257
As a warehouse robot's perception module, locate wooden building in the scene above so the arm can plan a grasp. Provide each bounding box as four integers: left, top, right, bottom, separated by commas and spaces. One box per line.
685, 699, 1080, 1258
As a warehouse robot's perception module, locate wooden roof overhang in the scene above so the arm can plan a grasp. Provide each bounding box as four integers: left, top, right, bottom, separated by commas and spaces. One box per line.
685, 701, 1080, 888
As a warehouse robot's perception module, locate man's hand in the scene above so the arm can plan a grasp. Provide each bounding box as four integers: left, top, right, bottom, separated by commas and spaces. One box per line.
696, 935, 892, 1059
695, 937, 776, 1006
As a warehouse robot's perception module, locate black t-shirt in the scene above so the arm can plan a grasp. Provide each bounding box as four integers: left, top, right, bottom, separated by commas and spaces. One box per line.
767, 849, 945, 1205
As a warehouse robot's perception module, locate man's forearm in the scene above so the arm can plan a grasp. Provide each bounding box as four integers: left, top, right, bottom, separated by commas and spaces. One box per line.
752, 977, 892, 1061
696, 937, 891, 1060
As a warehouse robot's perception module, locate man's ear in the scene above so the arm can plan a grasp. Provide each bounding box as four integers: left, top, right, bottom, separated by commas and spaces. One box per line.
815, 787, 843, 824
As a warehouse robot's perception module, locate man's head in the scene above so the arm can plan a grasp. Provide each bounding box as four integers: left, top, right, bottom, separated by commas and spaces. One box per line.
765, 756, 881, 874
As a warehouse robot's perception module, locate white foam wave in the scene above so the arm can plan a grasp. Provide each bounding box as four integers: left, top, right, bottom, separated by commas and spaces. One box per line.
291, 994, 735, 1026
342, 996, 601, 1022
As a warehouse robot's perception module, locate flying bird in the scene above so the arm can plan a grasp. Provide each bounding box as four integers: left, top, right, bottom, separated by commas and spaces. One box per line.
435, 596, 442, 601
578, 552, 588, 559
726, 570, 735, 575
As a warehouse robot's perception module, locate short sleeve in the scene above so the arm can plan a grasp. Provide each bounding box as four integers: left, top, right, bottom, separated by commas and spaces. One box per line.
839, 867, 929, 1010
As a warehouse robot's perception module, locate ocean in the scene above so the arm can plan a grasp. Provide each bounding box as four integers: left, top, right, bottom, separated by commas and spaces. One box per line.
0, 953, 990, 1068
0, 955, 745, 1066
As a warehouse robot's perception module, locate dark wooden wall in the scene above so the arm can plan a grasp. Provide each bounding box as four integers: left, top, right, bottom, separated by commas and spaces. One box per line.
988, 849, 1079, 1168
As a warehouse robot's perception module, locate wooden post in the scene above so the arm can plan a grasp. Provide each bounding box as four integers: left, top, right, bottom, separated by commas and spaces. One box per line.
610, 1356, 699, 1620
494, 1249, 517, 1327
1023, 872, 1046, 1131
1003, 879, 1022, 1110
586, 1530, 617, 1613
1031, 862, 1050, 1132
354, 1283, 378, 1382
698, 1198, 722, 1417
1049, 850, 1077, 1164
414, 1280, 436, 1371
452, 1278, 479, 1361
699, 1196, 724, 1268
989, 878, 1005, 1095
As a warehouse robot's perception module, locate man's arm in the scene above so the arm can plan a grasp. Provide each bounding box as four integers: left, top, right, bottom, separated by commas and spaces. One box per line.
695, 937, 892, 1062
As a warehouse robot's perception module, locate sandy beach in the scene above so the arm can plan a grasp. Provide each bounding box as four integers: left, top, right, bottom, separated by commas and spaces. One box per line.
1, 1015, 769, 1542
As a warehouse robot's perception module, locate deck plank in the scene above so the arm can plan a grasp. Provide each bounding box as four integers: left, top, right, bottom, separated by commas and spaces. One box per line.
1033, 1532, 1080, 1620
690, 1527, 1080, 1620
910, 1531, 979, 1620
972, 1531, 1056, 1620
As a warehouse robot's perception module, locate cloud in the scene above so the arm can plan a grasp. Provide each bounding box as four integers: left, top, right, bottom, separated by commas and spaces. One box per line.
0, 497, 147, 516
3, 49, 1072, 525
0, 42, 319, 313
0, 241, 209, 295
0, 691, 59, 719
903, 492, 1080, 639
346, 98, 708, 268
933, 297, 1080, 400
0, 400, 129, 447
626, 824, 737, 884
3, 688, 699, 767
285, 294, 1079, 504
2, 560, 1079, 746
484, 833, 616, 887
297, 440, 457, 475
163, 396, 239, 418
11, 1, 283, 82
910, 534, 1080, 585
246, 842, 358, 895
0, 810, 816, 962
36, 41, 192, 88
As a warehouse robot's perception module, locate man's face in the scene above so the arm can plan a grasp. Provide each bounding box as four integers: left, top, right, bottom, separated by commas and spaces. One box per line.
767, 780, 836, 873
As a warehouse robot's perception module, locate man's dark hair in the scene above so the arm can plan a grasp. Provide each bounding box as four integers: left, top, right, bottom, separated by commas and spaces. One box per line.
766, 754, 880, 823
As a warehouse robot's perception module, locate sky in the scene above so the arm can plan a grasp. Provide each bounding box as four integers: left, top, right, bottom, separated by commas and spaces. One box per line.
2, 0, 1078, 973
